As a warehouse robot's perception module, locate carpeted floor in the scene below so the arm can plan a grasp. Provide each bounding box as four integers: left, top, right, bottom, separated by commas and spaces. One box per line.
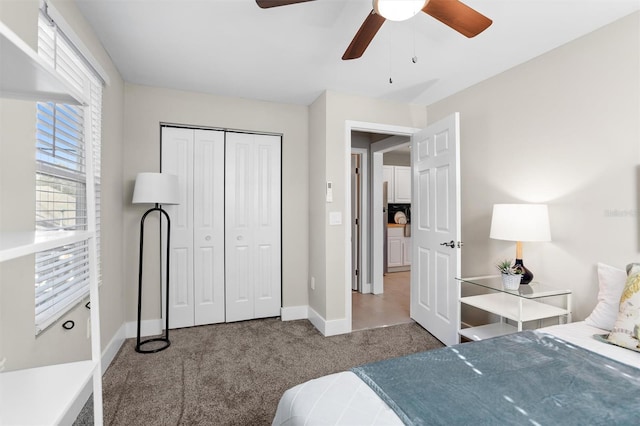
76, 318, 443, 425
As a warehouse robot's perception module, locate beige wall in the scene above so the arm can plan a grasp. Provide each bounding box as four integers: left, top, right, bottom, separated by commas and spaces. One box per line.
309, 91, 427, 322
428, 12, 640, 321
0, 0, 125, 370
123, 84, 309, 323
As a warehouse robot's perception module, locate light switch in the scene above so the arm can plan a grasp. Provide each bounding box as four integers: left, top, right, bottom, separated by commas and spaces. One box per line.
329, 211, 342, 225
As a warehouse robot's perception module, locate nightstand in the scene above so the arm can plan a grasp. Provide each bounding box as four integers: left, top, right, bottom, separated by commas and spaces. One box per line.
457, 275, 572, 342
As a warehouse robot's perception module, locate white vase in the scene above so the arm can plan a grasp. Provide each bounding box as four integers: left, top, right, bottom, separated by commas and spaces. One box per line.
501, 273, 522, 290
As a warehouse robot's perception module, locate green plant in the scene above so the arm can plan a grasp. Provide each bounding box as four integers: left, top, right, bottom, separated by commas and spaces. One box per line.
495, 259, 524, 275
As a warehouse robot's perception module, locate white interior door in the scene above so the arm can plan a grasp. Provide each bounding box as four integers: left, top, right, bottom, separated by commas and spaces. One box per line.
161, 127, 195, 329
410, 113, 461, 346
225, 132, 282, 322
162, 127, 225, 328
193, 129, 225, 325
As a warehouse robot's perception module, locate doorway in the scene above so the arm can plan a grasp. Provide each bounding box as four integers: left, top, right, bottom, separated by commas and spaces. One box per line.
345, 116, 461, 345
349, 124, 415, 331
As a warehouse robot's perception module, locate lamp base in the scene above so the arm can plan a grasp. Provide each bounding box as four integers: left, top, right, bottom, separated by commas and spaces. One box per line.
136, 337, 170, 354
514, 258, 533, 284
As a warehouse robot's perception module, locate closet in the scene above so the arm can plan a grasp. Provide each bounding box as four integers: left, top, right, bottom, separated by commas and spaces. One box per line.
161, 126, 281, 328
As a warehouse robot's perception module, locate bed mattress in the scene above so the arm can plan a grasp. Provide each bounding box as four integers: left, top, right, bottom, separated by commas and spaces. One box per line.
272, 322, 640, 426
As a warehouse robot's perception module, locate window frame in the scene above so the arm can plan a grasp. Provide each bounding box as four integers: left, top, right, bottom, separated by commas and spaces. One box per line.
34, 9, 102, 335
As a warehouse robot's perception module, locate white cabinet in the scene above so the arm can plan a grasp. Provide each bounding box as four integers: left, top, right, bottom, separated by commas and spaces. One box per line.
0, 21, 102, 425
382, 166, 395, 203
394, 167, 411, 203
457, 276, 572, 342
387, 226, 411, 270
382, 166, 411, 203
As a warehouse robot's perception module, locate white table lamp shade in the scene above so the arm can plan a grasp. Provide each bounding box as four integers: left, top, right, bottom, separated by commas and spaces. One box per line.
132, 173, 180, 205
490, 204, 551, 242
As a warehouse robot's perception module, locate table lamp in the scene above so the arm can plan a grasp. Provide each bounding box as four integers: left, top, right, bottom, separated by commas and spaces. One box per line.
489, 204, 551, 285
132, 172, 180, 353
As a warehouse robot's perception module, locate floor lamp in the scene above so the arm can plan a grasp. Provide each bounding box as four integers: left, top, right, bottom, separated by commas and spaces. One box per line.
489, 204, 551, 285
132, 172, 180, 353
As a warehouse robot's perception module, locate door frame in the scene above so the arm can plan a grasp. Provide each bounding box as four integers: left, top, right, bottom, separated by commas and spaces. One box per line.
344, 121, 421, 333
350, 148, 369, 293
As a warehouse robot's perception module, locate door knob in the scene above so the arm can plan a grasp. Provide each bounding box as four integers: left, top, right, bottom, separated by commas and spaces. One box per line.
237, 236, 243, 241
440, 240, 455, 248
205, 235, 211, 241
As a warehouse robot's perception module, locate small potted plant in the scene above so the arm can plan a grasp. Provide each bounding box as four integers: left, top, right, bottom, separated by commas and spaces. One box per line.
496, 259, 523, 290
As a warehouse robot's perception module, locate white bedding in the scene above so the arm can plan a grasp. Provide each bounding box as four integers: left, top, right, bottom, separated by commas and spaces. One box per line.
272, 322, 640, 426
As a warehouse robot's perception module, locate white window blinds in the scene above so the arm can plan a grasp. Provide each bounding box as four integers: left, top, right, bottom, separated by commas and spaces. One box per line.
34, 11, 102, 334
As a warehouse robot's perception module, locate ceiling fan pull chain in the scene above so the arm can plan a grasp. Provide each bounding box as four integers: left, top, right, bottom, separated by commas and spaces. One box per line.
388, 26, 393, 84
412, 18, 418, 64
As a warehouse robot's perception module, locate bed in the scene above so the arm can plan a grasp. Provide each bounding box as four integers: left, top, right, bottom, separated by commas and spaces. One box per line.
272, 321, 640, 425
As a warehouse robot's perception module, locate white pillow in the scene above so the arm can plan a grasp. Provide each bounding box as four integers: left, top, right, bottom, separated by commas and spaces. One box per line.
584, 263, 627, 330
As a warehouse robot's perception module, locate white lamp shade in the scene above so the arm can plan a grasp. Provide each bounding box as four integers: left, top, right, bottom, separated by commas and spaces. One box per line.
132, 173, 180, 205
373, 0, 427, 21
490, 204, 551, 242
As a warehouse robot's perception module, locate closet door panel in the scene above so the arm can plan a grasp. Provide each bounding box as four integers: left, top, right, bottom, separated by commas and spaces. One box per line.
226, 133, 281, 322
225, 133, 255, 322
161, 127, 195, 329
253, 135, 281, 319
193, 129, 225, 325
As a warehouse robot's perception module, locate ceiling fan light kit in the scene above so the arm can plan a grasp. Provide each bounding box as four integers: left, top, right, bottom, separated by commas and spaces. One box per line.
373, 0, 427, 22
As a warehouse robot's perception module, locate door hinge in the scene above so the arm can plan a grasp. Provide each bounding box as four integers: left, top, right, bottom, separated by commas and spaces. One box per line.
355, 167, 359, 174
355, 269, 359, 276
355, 218, 358, 225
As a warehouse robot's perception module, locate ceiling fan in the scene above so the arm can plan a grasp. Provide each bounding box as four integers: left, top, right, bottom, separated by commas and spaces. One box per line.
256, 0, 492, 60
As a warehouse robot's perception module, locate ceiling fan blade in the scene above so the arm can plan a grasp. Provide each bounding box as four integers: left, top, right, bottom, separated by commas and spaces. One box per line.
256, 0, 315, 8
342, 11, 386, 60
422, 0, 492, 38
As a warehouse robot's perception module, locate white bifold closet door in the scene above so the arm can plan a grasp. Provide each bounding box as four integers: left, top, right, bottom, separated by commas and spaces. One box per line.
225, 132, 282, 322
161, 127, 225, 328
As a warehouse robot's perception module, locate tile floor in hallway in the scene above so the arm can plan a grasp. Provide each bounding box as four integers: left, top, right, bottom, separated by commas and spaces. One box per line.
352, 270, 412, 331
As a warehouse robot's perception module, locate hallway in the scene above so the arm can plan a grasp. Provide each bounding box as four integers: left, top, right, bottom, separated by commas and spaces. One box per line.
352, 271, 412, 331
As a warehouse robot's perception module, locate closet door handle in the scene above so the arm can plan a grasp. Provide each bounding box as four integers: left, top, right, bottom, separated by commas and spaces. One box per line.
205, 235, 211, 241
237, 236, 243, 241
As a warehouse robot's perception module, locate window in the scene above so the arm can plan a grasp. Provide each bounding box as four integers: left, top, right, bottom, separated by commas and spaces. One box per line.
34, 10, 102, 334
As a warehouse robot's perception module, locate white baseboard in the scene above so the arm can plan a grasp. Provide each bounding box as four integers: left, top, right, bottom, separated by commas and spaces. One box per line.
307, 306, 351, 336
280, 305, 308, 321
101, 323, 126, 374
125, 319, 162, 339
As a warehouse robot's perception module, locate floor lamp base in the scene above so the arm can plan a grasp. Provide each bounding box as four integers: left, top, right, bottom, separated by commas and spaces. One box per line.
136, 204, 172, 355
136, 337, 170, 354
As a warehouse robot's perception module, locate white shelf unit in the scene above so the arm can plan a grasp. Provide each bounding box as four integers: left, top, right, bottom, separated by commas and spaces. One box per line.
458, 277, 572, 342
0, 18, 102, 426
0, 21, 84, 105
0, 230, 92, 262
0, 361, 96, 425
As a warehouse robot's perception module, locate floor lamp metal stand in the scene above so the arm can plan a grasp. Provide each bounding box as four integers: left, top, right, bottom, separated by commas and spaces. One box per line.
136, 204, 171, 353
132, 172, 180, 354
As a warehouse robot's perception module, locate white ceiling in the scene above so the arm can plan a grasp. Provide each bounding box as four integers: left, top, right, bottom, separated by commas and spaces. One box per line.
76, 0, 640, 106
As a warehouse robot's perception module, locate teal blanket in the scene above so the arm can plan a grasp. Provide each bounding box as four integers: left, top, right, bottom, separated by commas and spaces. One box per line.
351, 331, 640, 425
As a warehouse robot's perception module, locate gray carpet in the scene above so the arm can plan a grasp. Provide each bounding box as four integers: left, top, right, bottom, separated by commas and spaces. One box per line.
76, 318, 444, 425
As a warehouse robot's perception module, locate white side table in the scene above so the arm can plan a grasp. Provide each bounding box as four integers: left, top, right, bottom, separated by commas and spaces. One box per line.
457, 275, 572, 342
